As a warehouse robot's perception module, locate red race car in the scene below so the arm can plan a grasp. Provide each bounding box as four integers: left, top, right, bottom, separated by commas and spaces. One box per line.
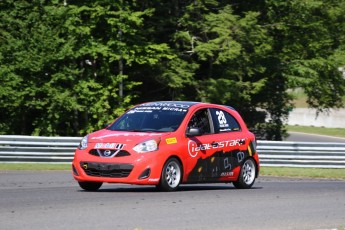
72, 101, 260, 191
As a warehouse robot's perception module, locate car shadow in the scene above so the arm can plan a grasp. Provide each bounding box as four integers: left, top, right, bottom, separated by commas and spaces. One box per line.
78, 184, 263, 193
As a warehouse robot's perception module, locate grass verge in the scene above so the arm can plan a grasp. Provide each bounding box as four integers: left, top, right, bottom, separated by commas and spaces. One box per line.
1, 163, 345, 180
286, 125, 345, 138
261, 167, 345, 180
0, 163, 70, 171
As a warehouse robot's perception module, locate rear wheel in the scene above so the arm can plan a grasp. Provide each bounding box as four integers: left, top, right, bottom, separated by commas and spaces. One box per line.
233, 158, 256, 189
157, 158, 182, 192
78, 181, 103, 191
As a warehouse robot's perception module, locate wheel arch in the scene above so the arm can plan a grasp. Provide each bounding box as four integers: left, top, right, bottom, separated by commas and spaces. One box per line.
242, 155, 259, 178
156, 154, 184, 191
162, 154, 184, 178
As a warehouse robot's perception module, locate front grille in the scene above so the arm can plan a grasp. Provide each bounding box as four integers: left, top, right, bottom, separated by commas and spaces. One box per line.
81, 162, 133, 178
89, 149, 130, 158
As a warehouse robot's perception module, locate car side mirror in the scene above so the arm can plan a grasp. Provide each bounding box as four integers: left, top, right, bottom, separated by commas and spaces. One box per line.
186, 128, 202, 137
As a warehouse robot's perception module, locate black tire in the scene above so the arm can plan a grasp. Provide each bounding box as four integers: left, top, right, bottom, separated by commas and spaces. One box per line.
233, 158, 256, 189
78, 181, 103, 191
156, 158, 182, 192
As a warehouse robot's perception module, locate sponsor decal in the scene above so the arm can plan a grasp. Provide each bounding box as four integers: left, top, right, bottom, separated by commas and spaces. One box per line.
188, 140, 199, 157
220, 172, 234, 177
93, 143, 126, 158
224, 158, 231, 170
166, 137, 177, 144
140, 102, 191, 108
148, 178, 159, 182
127, 109, 154, 113
162, 107, 187, 112
124, 102, 191, 115
129, 105, 187, 113
188, 139, 245, 158
94, 142, 125, 149
237, 151, 245, 163
91, 132, 161, 139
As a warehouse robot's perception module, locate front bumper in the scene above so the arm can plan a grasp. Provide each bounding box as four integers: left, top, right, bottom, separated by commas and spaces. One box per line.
79, 162, 134, 178
72, 149, 163, 185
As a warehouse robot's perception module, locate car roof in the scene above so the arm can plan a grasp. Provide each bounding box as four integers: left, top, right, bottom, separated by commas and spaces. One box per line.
139, 101, 236, 111
139, 101, 197, 108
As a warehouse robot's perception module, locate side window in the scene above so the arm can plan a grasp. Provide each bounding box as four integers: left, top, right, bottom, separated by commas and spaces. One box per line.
210, 109, 241, 133
187, 109, 212, 134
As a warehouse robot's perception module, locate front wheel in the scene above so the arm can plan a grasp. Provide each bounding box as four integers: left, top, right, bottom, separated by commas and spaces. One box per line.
233, 158, 256, 189
78, 181, 103, 191
156, 158, 182, 192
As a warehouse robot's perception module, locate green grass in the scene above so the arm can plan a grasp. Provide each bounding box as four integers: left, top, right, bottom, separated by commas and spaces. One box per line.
1, 163, 344, 180
286, 125, 345, 138
260, 167, 345, 180
0, 163, 70, 171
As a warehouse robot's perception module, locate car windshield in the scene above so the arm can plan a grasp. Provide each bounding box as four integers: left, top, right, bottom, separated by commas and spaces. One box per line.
107, 105, 189, 132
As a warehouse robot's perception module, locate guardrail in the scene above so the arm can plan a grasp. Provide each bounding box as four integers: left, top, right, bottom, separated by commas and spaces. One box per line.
258, 141, 345, 168
0, 135, 80, 164
0, 135, 345, 168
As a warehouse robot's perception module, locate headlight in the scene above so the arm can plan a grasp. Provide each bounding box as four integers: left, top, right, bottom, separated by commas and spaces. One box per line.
133, 138, 160, 153
78, 135, 89, 150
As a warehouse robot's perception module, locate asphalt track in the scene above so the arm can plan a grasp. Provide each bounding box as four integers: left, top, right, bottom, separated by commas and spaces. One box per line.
0, 171, 344, 230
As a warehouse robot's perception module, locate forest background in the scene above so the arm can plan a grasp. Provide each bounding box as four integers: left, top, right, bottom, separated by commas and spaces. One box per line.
1, 0, 345, 140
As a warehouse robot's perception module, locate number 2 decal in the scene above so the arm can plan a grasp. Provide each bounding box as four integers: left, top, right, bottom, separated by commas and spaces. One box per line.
216, 111, 229, 128
216, 111, 226, 124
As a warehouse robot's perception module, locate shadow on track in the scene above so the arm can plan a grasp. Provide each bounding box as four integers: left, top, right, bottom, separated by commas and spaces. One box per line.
76, 184, 263, 193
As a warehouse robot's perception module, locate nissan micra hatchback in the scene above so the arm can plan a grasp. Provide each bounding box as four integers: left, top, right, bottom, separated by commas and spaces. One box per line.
72, 101, 260, 191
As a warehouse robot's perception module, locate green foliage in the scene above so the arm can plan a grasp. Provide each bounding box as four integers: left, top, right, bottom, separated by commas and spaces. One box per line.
287, 59, 345, 110
0, 0, 172, 136
0, 0, 344, 139
263, 0, 345, 111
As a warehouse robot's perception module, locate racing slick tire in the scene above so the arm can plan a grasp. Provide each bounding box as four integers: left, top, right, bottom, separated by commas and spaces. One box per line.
233, 158, 256, 189
156, 158, 182, 192
78, 181, 103, 191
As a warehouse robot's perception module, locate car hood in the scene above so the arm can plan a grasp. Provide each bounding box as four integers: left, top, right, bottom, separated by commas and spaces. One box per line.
87, 129, 169, 144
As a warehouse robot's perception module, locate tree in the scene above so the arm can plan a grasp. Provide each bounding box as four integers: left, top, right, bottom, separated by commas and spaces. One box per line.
0, 0, 176, 136
0, 0, 78, 135
161, 1, 289, 139
264, 0, 345, 111
1, 0, 344, 139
